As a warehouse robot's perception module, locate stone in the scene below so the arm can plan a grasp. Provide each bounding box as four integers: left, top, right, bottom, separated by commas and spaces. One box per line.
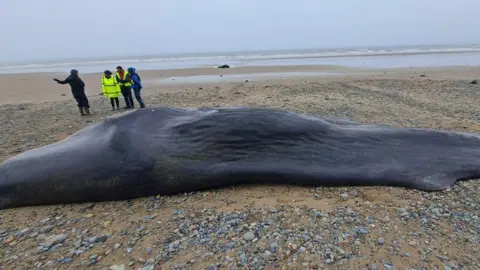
95, 235, 108, 243
377, 237, 385, 245
60, 257, 73, 264
19, 228, 30, 235
44, 234, 68, 247
110, 264, 125, 270
243, 231, 255, 241
3, 235, 14, 244
40, 225, 54, 234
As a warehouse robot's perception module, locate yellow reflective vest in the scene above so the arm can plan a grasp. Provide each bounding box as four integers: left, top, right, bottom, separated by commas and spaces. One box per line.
101, 76, 121, 98
116, 71, 131, 87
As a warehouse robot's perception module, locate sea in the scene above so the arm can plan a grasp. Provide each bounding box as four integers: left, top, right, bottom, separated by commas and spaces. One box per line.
1, 44, 480, 75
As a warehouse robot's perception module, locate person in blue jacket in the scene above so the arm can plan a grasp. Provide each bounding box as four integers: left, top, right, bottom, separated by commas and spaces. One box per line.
127, 67, 145, 108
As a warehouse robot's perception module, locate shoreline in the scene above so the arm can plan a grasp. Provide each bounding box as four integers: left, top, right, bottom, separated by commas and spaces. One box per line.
3, 45, 480, 65
1, 64, 480, 105
2, 47, 480, 75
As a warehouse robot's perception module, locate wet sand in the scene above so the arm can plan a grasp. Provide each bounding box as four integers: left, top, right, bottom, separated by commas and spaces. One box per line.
1, 65, 480, 269
1, 64, 480, 105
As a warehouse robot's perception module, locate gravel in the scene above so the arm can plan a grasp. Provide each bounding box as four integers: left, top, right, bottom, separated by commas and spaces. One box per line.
1, 78, 480, 269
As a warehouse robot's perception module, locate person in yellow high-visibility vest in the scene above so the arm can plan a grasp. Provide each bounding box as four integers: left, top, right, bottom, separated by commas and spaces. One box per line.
101, 70, 122, 111
116, 66, 134, 109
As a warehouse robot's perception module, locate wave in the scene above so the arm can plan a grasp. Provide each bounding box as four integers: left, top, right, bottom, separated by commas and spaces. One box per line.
2, 46, 480, 74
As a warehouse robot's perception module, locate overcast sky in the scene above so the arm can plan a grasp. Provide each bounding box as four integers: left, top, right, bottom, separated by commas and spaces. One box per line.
1, 0, 479, 62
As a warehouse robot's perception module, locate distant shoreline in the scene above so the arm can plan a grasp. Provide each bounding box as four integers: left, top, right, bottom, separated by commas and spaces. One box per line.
2, 45, 480, 75
3, 43, 480, 65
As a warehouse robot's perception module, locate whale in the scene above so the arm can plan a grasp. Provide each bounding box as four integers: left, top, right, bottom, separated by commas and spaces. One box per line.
1, 106, 479, 210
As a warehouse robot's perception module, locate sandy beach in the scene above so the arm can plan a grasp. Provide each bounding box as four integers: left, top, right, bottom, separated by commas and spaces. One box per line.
1, 64, 480, 269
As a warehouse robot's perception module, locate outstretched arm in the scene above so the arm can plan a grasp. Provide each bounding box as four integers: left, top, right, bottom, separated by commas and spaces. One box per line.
54, 77, 70, 84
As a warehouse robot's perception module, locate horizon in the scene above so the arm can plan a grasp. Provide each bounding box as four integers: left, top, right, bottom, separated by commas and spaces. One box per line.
2, 0, 480, 64
2, 42, 480, 65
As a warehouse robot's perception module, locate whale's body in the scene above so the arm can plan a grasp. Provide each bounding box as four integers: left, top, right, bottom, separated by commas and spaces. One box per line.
1, 106, 479, 209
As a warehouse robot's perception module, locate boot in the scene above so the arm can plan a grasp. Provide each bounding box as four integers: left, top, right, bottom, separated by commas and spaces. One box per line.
79, 107, 85, 116
83, 107, 91, 115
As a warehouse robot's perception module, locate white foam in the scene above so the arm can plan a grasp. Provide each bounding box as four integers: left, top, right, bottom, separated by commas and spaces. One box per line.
2, 46, 480, 74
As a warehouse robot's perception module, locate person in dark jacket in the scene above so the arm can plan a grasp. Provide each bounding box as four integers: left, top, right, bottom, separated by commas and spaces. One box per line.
127, 67, 145, 108
115, 66, 135, 109
53, 69, 91, 116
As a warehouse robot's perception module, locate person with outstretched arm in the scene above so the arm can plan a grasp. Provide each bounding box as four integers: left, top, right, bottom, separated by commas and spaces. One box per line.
127, 67, 145, 108
53, 69, 91, 116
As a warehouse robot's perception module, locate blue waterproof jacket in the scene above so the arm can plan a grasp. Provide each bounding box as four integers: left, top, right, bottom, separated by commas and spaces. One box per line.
127, 67, 142, 90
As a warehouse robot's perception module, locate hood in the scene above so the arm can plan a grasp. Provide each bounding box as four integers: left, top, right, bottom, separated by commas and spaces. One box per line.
70, 69, 78, 76
127, 67, 136, 74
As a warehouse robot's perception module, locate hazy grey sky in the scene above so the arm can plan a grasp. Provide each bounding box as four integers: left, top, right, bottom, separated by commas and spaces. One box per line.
1, 0, 479, 62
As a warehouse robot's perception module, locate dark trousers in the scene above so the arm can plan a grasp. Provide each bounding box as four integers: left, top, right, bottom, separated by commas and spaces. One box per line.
133, 88, 145, 108
120, 86, 134, 108
110, 97, 119, 108
73, 92, 90, 108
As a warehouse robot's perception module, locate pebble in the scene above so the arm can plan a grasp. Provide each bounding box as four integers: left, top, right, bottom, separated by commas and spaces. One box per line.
243, 231, 255, 241
44, 234, 68, 247
3, 235, 14, 244
40, 218, 50, 224
39, 225, 54, 233
18, 228, 30, 235
95, 235, 108, 243
60, 257, 73, 264
377, 237, 385, 245
110, 265, 125, 270
383, 262, 394, 269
